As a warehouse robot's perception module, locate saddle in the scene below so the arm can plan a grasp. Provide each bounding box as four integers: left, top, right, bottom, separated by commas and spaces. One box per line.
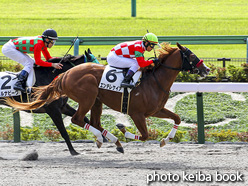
99, 65, 142, 114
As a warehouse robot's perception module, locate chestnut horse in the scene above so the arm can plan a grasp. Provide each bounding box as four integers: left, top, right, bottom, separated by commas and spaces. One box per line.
5, 43, 209, 153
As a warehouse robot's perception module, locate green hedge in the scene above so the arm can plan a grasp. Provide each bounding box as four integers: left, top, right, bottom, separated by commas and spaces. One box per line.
176, 63, 248, 82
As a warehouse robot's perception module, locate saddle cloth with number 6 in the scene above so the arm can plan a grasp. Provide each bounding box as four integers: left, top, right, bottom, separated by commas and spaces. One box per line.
99, 65, 141, 92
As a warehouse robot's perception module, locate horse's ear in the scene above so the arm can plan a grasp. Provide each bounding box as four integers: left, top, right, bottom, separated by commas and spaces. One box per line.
88, 48, 92, 54
176, 42, 183, 50
85, 50, 91, 60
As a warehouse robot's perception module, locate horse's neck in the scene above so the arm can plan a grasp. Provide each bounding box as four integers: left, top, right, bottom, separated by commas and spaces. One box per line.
34, 62, 78, 86
157, 68, 179, 91
34, 67, 56, 86
152, 50, 182, 94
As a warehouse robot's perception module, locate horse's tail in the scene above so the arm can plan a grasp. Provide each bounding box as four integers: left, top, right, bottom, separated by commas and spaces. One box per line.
5, 73, 66, 111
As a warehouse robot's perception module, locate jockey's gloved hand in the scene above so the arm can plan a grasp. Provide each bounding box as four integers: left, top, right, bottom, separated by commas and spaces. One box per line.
152, 58, 159, 66
52, 63, 63, 69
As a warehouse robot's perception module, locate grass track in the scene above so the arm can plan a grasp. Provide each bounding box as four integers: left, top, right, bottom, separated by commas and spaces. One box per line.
0, 0, 247, 58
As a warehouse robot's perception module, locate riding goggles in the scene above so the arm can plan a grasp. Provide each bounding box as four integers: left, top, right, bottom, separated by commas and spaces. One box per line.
50, 40, 56, 45
149, 43, 157, 48
46, 39, 56, 46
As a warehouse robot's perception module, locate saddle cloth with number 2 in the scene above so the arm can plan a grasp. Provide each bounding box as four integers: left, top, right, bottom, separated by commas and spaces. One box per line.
0, 71, 35, 97
0, 72, 21, 97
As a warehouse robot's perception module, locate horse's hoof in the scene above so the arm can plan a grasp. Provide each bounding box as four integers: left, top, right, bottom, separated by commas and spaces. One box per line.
116, 123, 127, 134
160, 139, 166, 147
160, 137, 169, 147
70, 151, 80, 156
96, 140, 102, 148
116, 123, 125, 130
116, 147, 124, 153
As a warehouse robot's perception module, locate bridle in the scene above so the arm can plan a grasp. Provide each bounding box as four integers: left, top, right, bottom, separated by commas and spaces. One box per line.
159, 48, 199, 73
151, 47, 201, 94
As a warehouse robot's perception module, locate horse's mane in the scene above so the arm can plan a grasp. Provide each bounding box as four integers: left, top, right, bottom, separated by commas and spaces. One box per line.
139, 42, 178, 80
157, 42, 177, 60
47, 54, 85, 63
69, 54, 85, 62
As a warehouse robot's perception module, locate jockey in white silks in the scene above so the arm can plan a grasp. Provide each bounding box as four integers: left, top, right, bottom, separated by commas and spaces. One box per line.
107, 33, 159, 88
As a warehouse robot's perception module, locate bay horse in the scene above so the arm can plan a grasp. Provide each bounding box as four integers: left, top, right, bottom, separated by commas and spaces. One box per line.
5, 43, 209, 153
1, 49, 99, 155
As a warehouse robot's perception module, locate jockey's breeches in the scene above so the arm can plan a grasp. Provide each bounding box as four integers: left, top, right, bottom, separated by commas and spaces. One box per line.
107, 51, 139, 73
2, 40, 35, 73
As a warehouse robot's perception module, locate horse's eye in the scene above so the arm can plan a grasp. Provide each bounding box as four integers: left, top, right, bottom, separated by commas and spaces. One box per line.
190, 54, 196, 61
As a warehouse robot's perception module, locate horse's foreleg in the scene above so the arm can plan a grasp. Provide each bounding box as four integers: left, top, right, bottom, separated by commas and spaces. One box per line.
90, 99, 124, 153
152, 108, 181, 147
117, 114, 148, 141
152, 108, 181, 124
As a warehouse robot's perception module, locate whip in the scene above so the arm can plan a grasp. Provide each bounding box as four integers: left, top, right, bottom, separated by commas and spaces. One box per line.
52, 36, 79, 73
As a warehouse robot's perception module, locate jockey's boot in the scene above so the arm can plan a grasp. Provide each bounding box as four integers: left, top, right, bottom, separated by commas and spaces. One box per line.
14, 70, 29, 92
121, 70, 135, 88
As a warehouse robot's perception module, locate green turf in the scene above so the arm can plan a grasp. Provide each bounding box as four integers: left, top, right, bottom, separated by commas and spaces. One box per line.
1, 0, 248, 142
0, 0, 247, 58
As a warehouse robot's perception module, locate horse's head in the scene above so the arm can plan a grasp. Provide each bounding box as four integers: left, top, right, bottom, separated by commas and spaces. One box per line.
84, 48, 100, 64
63, 48, 99, 66
176, 43, 210, 77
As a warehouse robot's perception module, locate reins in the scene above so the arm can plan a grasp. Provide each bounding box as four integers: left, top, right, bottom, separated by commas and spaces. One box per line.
69, 61, 76, 67
151, 49, 189, 95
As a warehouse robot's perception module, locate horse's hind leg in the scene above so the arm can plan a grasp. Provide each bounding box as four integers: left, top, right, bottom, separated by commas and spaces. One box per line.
65, 73, 107, 148
71, 103, 103, 148
61, 101, 90, 123
90, 99, 124, 153
45, 104, 79, 156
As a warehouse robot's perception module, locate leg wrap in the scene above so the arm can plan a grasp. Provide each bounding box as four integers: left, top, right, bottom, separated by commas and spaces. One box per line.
84, 123, 103, 143
125, 131, 140, 140
102, 129, 118, 143
168, 124, 179, 138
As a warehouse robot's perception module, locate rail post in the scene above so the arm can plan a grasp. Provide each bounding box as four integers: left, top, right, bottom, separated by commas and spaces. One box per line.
217, 58, 231, 68
13, 109, 21, 142
196, 92, 205, 144
246, 38, 248, 63
131, 0, 136, 17
74, 38, 80, 56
